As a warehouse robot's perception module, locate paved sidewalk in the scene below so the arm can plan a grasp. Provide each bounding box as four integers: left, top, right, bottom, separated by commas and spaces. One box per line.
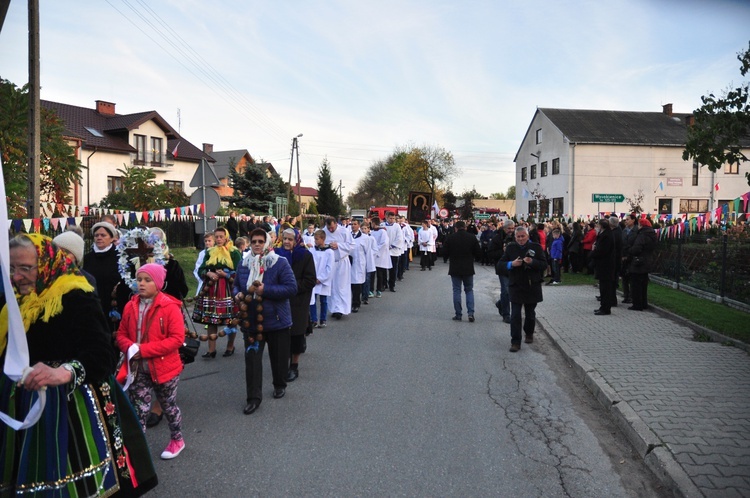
534, 284, 750, 498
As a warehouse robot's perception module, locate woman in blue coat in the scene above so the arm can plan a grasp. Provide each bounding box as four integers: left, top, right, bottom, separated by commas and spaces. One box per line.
233, 228, 297, 415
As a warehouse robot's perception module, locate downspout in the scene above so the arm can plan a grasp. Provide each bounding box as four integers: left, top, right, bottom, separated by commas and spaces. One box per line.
86, 147, 97, 207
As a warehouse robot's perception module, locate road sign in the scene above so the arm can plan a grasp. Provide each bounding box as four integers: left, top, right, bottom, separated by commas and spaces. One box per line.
189, 186, 220, 217
439, 208, 449, 218
474, 213, 491, 220
189, 159, 221, 187
592, 194, 625, 203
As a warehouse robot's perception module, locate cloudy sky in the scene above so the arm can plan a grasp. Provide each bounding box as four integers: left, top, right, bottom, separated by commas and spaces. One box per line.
1, 0, 748, 199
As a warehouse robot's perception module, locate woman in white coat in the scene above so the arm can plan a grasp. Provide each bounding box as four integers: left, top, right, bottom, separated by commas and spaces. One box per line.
418, 220, 436, 270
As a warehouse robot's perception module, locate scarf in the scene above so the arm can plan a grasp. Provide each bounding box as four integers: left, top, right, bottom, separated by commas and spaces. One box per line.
205, 228, 238, 269
276, 229, 308, 266
92, 243, 113, 253
242, 236, 280, 290
0, 233, 94, 355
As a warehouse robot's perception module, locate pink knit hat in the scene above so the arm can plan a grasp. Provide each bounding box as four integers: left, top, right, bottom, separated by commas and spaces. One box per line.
137, 263, 166, 291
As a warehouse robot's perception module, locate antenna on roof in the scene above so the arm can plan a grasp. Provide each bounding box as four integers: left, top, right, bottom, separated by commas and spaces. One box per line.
177, 108, 181, 134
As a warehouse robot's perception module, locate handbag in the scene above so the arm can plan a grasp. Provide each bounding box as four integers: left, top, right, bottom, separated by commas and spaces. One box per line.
179, 338, 200, 365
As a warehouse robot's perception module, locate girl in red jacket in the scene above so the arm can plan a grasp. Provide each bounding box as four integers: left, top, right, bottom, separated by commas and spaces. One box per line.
116, 263, 186, 460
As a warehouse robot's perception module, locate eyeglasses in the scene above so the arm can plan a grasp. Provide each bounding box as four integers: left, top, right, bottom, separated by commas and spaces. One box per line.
250, 240, 265, 244
9, 265, 36, 276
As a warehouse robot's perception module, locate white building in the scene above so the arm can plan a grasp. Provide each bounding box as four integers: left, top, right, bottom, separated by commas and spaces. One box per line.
514, 104, 748, 220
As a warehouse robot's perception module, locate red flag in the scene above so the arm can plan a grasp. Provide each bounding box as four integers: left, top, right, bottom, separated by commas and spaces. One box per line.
714, 182, 720, 191
172, 141, 181, 158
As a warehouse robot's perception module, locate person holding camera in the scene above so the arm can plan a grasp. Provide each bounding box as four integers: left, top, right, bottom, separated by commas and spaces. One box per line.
498, 226, 547, 352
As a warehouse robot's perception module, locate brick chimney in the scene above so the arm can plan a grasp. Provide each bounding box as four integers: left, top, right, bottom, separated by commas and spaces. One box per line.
202, 143, 213, 154
685, 115, 695, 126
96, 100, 116, 116
662, 103, 673, 116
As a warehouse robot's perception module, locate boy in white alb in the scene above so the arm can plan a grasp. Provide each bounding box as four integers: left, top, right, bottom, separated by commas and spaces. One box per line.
310, 230, 334, 327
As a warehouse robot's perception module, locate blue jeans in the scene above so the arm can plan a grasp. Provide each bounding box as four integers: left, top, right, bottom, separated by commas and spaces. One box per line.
363, 272, 372, 300
551, 259, 561, 282
498, 275, 510, 318
451, 275, 474, 317
310, 295, 328, 323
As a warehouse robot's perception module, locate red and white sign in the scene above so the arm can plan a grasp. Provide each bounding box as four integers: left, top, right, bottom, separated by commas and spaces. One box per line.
439, 208, 449, 218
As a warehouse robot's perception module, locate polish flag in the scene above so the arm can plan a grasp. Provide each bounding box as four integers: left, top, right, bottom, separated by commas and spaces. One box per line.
172, 141, 181, 158
714, 182, 720, 191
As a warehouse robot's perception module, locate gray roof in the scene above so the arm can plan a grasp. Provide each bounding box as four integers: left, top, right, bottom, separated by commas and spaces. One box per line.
540, 108, 692, 146
211, 149, 252, 179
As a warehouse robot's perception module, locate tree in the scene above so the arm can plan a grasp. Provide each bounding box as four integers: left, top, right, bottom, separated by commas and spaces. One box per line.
683, 42, 750, 185
626, 189, 645, 214
98, 164, 189, 210
223, 160, 287, 213
316, 158, 341, 217
442, 190, 458, 215
506, 185, 516, 200
0, 78, 81, 216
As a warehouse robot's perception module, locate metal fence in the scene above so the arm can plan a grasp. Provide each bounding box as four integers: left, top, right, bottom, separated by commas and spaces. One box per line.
652, 225, 750, 307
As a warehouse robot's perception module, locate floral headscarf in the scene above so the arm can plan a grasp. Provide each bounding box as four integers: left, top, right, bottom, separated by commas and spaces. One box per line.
242, 232, 279, 290
0, 233, 94, 355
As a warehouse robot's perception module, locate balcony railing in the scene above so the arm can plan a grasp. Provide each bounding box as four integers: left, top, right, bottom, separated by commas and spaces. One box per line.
130, 151, 174, 169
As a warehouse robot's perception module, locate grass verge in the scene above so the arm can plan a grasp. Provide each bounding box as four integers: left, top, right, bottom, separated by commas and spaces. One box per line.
170, 246, 201, 299
555, 271, 750, 343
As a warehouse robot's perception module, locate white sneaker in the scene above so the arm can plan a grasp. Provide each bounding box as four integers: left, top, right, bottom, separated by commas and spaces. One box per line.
552, 281, 560, 285
160, 439, 185, 460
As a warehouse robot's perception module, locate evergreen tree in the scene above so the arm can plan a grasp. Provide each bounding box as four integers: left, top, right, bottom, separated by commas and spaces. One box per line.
316, 158, 341, 217
224, 161, 287, 213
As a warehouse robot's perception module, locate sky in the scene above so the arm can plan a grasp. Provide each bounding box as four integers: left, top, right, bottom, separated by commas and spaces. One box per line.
1, 0, 749, 201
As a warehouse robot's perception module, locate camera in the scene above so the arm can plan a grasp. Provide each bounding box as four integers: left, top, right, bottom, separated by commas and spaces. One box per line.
525, 249, 536, 258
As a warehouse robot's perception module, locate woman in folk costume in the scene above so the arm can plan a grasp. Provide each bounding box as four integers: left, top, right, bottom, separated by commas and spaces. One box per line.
0, 233, 156, 497
233, 228, 297, 415
193, 227, 242, 358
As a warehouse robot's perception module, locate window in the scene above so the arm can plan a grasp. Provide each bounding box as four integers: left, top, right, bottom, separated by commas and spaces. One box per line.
552, 157, 560, 175
679, 199, 709, 213
541, 161, 548, 177
552, 197, 564, 217
530, 164, 537, 179
535, 128, 542, 144
134, 134, 146, 164
692, 160, 699, 186
528, 201, 536, 214
658, 198, 672, 214
724, 163, 739, 174
151, 137, 163, 165
521, 167, 527, 182
164, 180, 183, 191
539, 199, 550, 217
107, 176, 124, 193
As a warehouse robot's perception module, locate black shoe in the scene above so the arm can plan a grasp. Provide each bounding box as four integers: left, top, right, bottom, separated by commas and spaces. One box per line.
243, 402, 259, 415
273, 388, 285, 399
362, 300, 369, 305
397, 277, 403, 281
495, 300, 502, 314
286, 369, 299, 382
509, 343, 521, 352
146, 412, 163, 428
596, 296, 601, 301
222, 348, 235, 357
420, 268, 426, 271
352, 307, 359, 313
524, 335, 534, 344
332, 312, 343, 319
468, 315, 475, 322
628, 306, 644, 311
202, 351, 216, 359
389, 288, 396, 292
622, 298, 633, 304
594, 309, 611, 315
503, 316, 511, 324
452, 315, 462, 321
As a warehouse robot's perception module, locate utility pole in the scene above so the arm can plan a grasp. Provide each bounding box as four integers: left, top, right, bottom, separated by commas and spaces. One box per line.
286, 134, 302, 213
27, 0, 41, 218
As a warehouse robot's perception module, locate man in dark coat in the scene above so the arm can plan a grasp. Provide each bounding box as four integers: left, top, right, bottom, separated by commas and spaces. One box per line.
498, 226, 547, 352
609, 216, 623, 305
627, 217, 657, 311
591, 219, 616, 315
621, 214, 638, 303
225, 211, 239, 240
487, 220, 516, 323
443, 221, 481, 322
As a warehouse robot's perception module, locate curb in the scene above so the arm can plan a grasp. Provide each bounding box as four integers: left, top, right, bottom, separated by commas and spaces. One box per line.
538, 315, 704, 498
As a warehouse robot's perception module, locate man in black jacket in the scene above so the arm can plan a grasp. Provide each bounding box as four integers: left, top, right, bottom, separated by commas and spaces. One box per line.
498, 226, 547, 352
487, 220, 516, 323
443, 221, 481, 322
591, 219, 616, 315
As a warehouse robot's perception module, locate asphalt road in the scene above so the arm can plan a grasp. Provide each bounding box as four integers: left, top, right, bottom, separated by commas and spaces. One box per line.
144, 261, 666, 497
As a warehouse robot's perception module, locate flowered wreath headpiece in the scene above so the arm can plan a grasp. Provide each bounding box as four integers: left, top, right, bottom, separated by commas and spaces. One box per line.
116, 227, 167, 292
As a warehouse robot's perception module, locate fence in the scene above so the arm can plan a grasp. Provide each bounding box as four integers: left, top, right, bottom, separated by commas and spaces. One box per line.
10, 217, 202, 249
652, 224, 750, 307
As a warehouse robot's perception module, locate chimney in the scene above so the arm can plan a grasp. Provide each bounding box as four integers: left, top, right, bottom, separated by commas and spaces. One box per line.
662, 103, 673, 116
202, 143, 213, 154
96, 100, 116, 116
685, 115, 695, 126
